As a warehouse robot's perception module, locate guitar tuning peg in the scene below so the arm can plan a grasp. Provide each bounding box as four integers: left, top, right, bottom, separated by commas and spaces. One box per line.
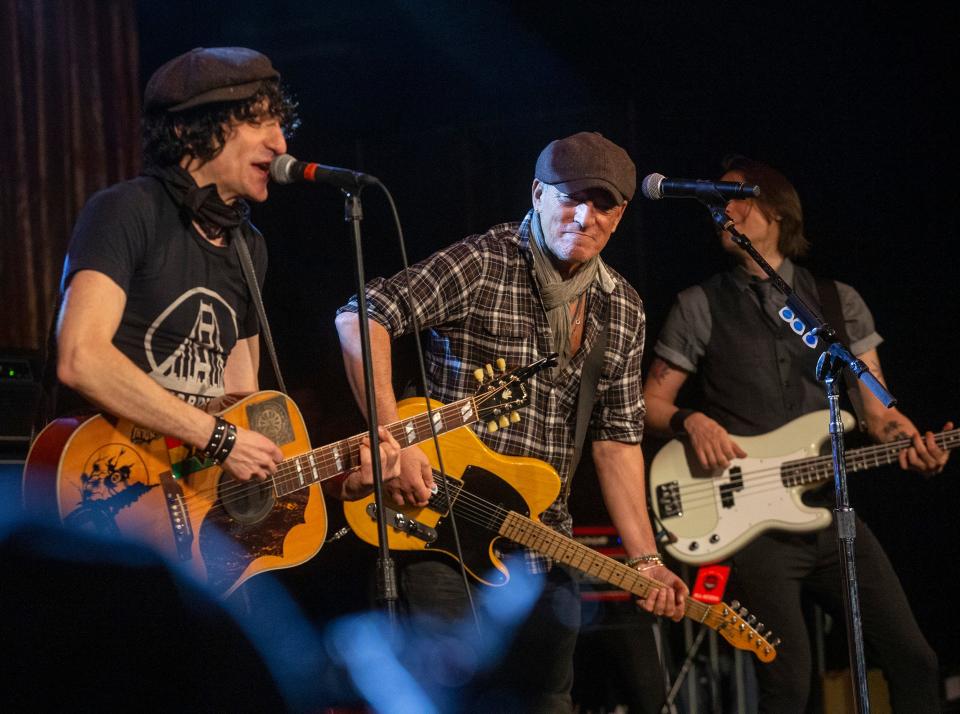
763, 629, 773, 640
771, 637, 782, 648
498, 415, 509, 428
486, 420, 499, 433
473, 368, 485, 383
755, 622, 764, 632
496, 358, 506, 372
730, 600, 740, 610
485, 363, 494, 377
747, 615, 757, 625
510, 411, 520, 423
738, 607, 749, 617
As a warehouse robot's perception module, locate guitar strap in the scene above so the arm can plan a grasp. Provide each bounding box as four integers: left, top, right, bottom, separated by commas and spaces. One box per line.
814, 275, 865, 430
232, 226, 287, 395
560, 305, 609, 503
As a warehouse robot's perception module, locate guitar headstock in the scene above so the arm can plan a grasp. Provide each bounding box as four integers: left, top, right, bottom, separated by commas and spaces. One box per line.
472, 353, 558, 433
709, 599, 780, 663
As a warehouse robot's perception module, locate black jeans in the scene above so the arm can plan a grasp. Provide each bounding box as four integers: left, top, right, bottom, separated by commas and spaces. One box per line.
729, 517, 939, 713
399, 554, 581, 713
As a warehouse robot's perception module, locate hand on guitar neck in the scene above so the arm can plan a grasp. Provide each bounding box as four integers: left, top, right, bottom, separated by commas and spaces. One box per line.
678, 408, 952, 478
328, 426, 403, 501
864, 409, 953, 477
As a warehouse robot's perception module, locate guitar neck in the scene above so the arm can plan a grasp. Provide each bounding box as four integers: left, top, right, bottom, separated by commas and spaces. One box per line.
271, 397, 479, 497
498, 512, 722, 630
782, 427, 960, 487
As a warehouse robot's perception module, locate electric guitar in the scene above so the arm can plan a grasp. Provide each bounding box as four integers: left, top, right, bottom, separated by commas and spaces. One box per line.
22, 355, 555, 597
344, 400, 780, 663
650, 410, 959, 565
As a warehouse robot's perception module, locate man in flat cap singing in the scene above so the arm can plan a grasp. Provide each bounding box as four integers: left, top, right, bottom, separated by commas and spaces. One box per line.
336, 131, 688, 711
51, 47, 400, 497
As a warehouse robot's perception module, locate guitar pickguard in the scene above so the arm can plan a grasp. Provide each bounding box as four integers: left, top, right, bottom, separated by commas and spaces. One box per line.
200, 484, 309, 594
421, 464, 531, 585
199, 395, 309, 594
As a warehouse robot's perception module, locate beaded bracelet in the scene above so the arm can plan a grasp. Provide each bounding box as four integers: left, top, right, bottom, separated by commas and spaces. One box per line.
625, 553, 663, 571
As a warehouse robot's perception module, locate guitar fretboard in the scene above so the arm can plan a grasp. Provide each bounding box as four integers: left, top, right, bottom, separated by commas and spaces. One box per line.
781, 428, 959, 487
497, 512, 776, 659
270, 398, 480, 497
498, 512, 716, 626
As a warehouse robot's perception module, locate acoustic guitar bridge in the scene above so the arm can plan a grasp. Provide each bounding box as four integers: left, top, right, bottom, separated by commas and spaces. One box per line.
365, 503, 437, 543
158, 470, 194, 560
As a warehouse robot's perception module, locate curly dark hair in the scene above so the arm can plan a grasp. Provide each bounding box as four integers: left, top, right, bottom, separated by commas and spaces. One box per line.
721, 155, 810, 259
142, 80, 299, 167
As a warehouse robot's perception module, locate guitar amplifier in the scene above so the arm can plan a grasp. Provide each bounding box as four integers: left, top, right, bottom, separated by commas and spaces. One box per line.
0, 353, 41, 459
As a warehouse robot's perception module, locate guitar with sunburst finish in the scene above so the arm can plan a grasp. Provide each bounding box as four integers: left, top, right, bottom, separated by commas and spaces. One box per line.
22, 356, 555, 597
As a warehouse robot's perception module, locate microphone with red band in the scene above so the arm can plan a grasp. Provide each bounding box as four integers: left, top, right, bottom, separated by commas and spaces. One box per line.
270, 153, 377, 190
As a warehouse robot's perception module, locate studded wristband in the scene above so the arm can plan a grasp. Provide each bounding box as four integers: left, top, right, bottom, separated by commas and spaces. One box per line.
203, 417, 229, 460
212, 422, 238, 465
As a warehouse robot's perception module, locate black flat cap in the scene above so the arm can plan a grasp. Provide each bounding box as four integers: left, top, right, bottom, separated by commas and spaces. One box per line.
535, 132, 636, 204
144, 47, 280, 113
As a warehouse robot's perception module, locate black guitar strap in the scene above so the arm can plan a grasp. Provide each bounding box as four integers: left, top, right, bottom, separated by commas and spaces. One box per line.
561, 307, 609, 503
815, 275, 865, 430
232, 226, 287, 395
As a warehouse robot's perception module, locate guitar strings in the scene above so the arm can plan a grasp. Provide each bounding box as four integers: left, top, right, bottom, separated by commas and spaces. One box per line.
653, 429, 960, 516
172, 388, 510, 517
426, 484, 757, 637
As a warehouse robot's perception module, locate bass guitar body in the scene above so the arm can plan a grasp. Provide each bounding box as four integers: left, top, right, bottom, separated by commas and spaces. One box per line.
23, 391, 325, 597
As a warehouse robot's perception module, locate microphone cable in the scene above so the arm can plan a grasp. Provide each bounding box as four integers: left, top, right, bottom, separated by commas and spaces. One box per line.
363, 179, 483, 634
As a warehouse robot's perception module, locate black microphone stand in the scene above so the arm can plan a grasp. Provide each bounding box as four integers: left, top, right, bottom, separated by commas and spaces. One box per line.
343, 185, 398, 623
696, 189, 894, 714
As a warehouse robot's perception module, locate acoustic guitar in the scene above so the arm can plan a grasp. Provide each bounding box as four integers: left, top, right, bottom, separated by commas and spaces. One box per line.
22, 356, 554, 596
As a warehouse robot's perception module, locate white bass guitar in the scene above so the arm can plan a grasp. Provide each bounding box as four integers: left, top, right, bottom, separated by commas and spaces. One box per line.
650, 410, 958, 565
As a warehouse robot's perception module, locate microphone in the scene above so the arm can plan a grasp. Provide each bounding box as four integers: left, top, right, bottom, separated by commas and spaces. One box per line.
641, 172, 760, 201
269, 153, 377, 190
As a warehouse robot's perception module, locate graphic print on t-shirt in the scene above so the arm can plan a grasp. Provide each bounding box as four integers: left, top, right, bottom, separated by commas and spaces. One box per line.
144, 287, 239, 406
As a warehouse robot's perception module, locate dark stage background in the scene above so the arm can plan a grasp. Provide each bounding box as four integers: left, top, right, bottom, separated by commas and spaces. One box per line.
5, 0, 960, 697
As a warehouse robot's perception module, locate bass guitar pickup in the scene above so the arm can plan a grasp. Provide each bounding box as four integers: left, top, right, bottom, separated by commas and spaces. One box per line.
656, 480, 682, 518
365, 503, 438, 544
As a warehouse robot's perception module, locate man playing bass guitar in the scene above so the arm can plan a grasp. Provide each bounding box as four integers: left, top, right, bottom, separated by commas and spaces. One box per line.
643, 155, 950, 713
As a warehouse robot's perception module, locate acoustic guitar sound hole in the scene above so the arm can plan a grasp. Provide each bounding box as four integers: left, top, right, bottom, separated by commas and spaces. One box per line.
218, 472, 275, 525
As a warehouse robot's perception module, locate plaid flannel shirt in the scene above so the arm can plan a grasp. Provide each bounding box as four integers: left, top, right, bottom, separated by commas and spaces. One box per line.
338, 210, 646, 536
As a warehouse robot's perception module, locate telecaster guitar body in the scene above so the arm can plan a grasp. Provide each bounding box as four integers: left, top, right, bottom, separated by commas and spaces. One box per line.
345, 399, 781, 662
344, 398, 561, 586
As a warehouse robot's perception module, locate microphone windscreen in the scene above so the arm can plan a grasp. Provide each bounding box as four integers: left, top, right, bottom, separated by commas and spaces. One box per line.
641, 173, 666, 200
269, 154, 297, 184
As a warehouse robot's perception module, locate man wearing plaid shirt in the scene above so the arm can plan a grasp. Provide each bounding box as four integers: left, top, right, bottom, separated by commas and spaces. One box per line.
337, 132, 686, 711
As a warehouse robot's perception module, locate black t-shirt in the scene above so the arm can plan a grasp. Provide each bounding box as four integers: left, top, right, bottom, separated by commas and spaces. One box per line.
60, 175, 268, 410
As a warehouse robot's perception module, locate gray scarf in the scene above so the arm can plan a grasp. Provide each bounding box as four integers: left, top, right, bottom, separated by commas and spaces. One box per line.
529, 210, 601, 374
